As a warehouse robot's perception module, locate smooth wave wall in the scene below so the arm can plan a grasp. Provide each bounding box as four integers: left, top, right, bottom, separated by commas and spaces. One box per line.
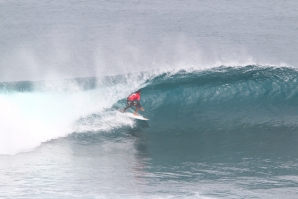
117, 65, 298, 133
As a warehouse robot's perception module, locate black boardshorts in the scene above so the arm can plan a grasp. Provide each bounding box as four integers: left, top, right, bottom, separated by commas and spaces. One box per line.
127, 100, 140, 107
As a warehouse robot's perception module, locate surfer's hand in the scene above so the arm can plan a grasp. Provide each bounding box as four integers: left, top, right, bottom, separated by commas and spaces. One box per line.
140, 107, 144, 111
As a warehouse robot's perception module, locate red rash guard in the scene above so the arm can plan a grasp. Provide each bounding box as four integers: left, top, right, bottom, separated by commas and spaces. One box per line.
127, 93, 140, 101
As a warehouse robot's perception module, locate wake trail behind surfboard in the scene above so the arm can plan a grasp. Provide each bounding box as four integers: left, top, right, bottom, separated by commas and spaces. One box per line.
118, 108, 149, 121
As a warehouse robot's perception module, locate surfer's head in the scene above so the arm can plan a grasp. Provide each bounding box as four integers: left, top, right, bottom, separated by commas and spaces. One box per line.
136, 89, 141, 94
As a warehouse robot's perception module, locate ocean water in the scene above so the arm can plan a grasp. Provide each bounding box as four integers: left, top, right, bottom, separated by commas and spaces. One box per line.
1, 0, 298, 198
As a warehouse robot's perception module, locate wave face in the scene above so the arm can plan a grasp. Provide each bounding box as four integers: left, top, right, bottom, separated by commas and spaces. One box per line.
1, 65, 298, 156
114, 65, 298, 161
141, 65, 298, 130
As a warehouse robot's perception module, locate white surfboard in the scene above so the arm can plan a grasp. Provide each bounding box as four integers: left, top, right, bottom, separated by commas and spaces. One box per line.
118, 109, 149, 120
124, 112, 149, 121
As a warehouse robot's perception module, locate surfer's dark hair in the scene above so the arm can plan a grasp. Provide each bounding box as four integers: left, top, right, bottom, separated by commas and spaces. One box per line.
136, 89, 141, 93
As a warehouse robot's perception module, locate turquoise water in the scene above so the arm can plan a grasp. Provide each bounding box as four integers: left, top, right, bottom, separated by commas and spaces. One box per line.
1, 0, 298, 198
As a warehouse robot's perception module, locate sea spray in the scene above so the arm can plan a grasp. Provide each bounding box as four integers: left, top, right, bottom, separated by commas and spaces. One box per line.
0, 73, 149, 155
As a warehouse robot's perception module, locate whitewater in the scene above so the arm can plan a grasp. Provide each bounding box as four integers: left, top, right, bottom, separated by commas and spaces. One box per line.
1, 0, 298, 198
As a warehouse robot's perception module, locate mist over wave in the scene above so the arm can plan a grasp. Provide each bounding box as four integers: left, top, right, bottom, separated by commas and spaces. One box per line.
1, 0, 297, 82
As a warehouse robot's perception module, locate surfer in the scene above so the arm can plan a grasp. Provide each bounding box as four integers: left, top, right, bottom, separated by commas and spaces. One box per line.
121, 89, 145, 115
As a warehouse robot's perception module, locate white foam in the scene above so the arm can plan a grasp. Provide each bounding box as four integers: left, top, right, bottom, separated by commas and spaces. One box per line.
0, 74, 147, 155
